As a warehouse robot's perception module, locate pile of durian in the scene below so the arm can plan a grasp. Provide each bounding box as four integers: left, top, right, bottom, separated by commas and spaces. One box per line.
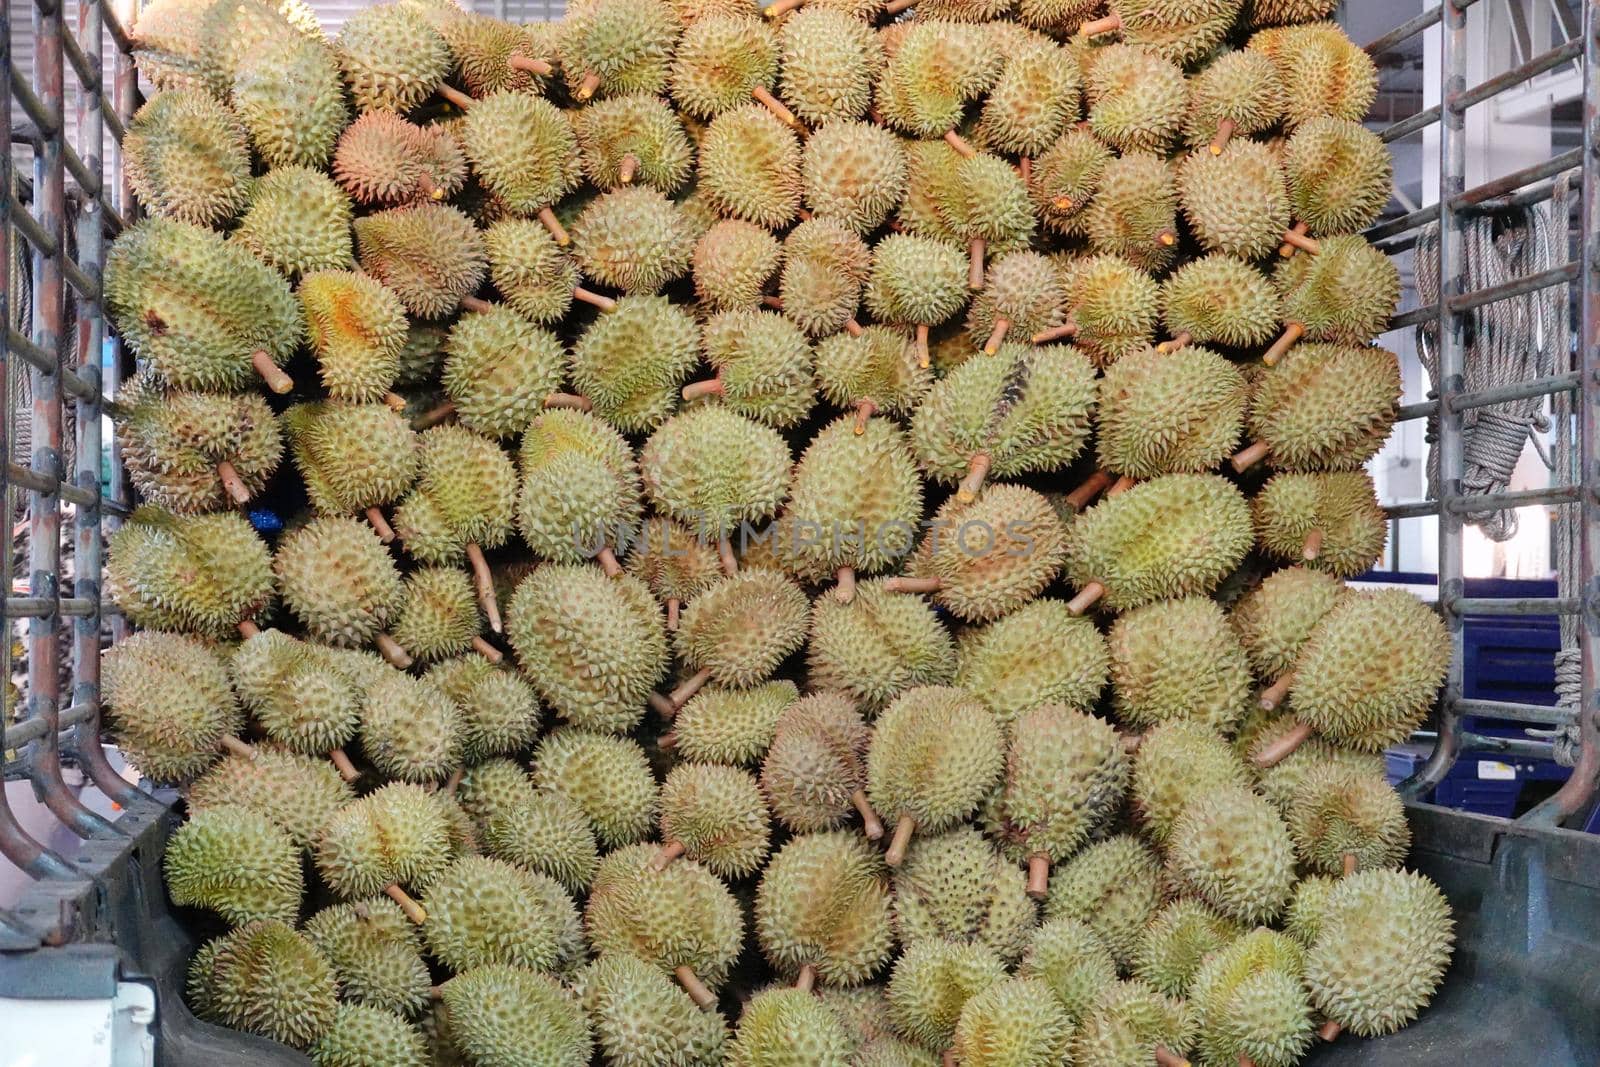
99, 0, 1457, 1062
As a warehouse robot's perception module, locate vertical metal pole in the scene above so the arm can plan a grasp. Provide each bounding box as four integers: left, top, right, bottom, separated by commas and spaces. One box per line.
105, 0, 139, 632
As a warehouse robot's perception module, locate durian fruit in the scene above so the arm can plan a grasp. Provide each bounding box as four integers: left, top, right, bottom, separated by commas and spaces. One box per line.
1169, 785, 1297, 923
533, 728, 659, 849
229, 629, 363, 775
335, 2, 451, 113
1017, 0, 1102, 30
760, 691, 880, 837
1189, 928, 1314, 1067
1304, 869, 1454, 1039
1017, 917, 1118, 1024
585, 843, 744, 1007
867, 686, 1004, 865
1254, 470, 1387, 577
1062, 474, 1253, 615
123, 89, 251, 227
437, 10, 558, 98
353, 203, 488, 320
890, 485, 1069, 624
896, 139, 965, 245
1108, 597, 1254, 735
483, 219, 598, 326
304, 898, 431, 1017
1249, 22, 1378, 130
431, 305, 567, 439
1230, 566, 1345, 711
390, 567, 493, 664
641, 407, 793, 542
420, 855, 577, 973
1095, 344, 1248, 479
952, 975, 1074, 1067
954, 598, 1108, 725
683, 309, 816, 429
233, 166, 354, 278
1082, 152, 1179, 275
1246, 0, 1336, 25
436, 965, 593, 1067
756, 830, 895, 989
887, 939, 1008, 1055
656, 762, 772, 877
571, 187, 697, 295
232, 30, 349, 170
863, 236, 969, 371
777, 216, 873, 337
117, 372, 282, 512
693, 220, 783, 312
557, 0, 680, 101
1131, 721, 1251, 844
165, 805, 302, 925
572, 93, 695, 194
670, 13, 783, 121
1133, 899, 1243, 999
737, 512, 843, 586
1069, 978, 1197, 1067
285, 402, 419, 541
1044, 253, 1161, 367
394, 321, 447, 386
1182, 48, 1282, 153
457, 91, 583, 241
1287, 764, 1410, 875
728, 987, 852, 1067
672, 680, 798, 766
517, 409, 642, 572
1242, 711, 1390, 812
332, 112, 468, 208
105, 217, 302, 393
308, 1004, 428, 1067
314, 781, 454, 922
1029, 128, 1111, 239
936, 151, 1035, 288
803, 121, 907, 235
297, 271, 407, 405
1159, 254, 1280, 352
1083, 43, 1185, 155
823, 986, 936, 1067
667, 569, 810, 710
1265, 236, 1401, 364
984, 704, 1128, 898
1282, 875, 1337, 948
965, 251, 1068, 354
699, 104, 804, 229
107, 509, 276, 639
1177, 139, 1291, 261
1042, 835, 1165, 968
894, 827, 1036, 965
626, 517, 724, 630
189, 920, 338, 1049
807, 579, 955, 712
569, 295, 702, 433
1078, 0, 1240, 65
359, 670, 463, 783
878, 21, 1001, 143
1233, 343, 1401, 473
973, 38, 1080, 159
274, 515, 404, 655
453, 767, 588, 895
776, 6, 885, 128
1281, 117, 1392, 250
188, 746, 351, 849
575, 954, 728, 1067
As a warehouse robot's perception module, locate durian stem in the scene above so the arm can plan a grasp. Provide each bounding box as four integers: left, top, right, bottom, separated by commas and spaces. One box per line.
443, 767, 464, 795
364, 506, 397, 544
543, 392, 594, 411
795, 963, 817, 992
718, 535, 739, 576
1064, 470, 1113, 511
416, 171, 442, 201
650, 691, 680, 720
883, 575, 941, 594
834, 567, 857, 603
437, 83, 475, 110
1277, 220, 1311, 258
941, 1053, 956, 1067
1122, 731, 1144, 753
250, 350, 293, 394
383, 391, 408, 413
1155, 228, 1177, 248
765, 0, 804, 16
763, 294, 785, 311
682, 378, 725, 401
843, 318, 865, 338
1154, 1049, 1189, 1067
1263, 322, 1304, 366
983, 318, 1010, 355
853, 398, 877, 434
1157, 331, 1192, 354
595, 545, 624, 578
617, 153, 639, 184
1067, 581, 1105, 615
1031, 316, 1078, 344
851, 789, 884, 840
471, 635, 504, 664
573, 286, 617, 312
1301, 528, 1324, 561
1078, 12, 1121, 35
508, 52, 553, 77
385, 884, 428, 924
576, 71, 601, 102
1106, 475, 1136, 497
674, 966, 717, 1010
956, 452, 991, 502
1052, 195, 1074, 212
1252, 719, 1314, 768
885, 814, 916, 867
219, 735, 256, 759
460, 295, 494, 314
216, 461, 251, 505
429, 985, 443, 1000
1319, 1021, 1343, 1042
1018, 155, 1031, 183
1342, 852, 1357, 876
1259, 671, 1294, 712
374, 632, 414, 670
666, 597, 680, 631
1230, 440, 1271, 472
651, 839, 686, 871
1238, 1055, 1257, 1067
1026, 854, 1050, 899
968, 239, 986, 290
943, 129, 977, 159
1209, 118, 1236, 155
752, 85, 802, 130
658, 729, 679, 750
537, 206, 571, 246
237, 619, 261, 639
412, 400, 457, 430
329, 747, 361, 782
1279, 225, 1321, 256
466, 543, 503, 634
916, 323, 931, 368
883, 0, 915, 13
670, 667, 714, 709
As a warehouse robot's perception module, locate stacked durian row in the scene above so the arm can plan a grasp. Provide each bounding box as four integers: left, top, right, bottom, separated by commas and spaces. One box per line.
99, 0, 1455, 1063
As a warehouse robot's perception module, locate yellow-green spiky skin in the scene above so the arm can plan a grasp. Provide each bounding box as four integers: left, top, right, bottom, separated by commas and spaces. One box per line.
1287, 764, 1410, 874
576, 954, 728, 1067
335, 4, 449, 113
956, 597, 1107, 725
1083, 152, 1178, 274
360, 671, 462, 782
390, 568, 479, 663
304, 898, 431, 1017
394, 426, 517, 564
585, 844, 744, 989
285, 402, 419, 515
439, 965, 593, 1067
1276, 235, 1400, 344
625, 517, 723, 615
1290, 589, 1450, 750
1183, 49, 1282, 149
669, 14, 777, 119
1248, 343, 1401, 471
395, 321, 446, 386
813, 327, 932, 420
1131, 721, 1250, 844
879, 22, 1001, 138
1230, 566, 1344, 681
935, 153, 1035, 253
985, 704, 1127, 864
124, 90, 250, 227
309, 1004, 428, 1067
1177, 140, 1290, 261
128, 0, 227, 94
572, 187, 696, 295
677, 680, 799, 767
274, 516, 402, 646
441, 309, 566, 439
1031, 129, 1111, 238
506, 565, 666, 733
231, 629, 361, 754
165, 806, 303, 925
1090, 0, 1240, 64
1169, 786, 1296, 924
952, 976, 1073, 1067
570, 295, 701, 433
1283, 117, 1392, 236
189, 749, 353, 849
803, 121, 906, 235
897, 140, 965, 245
779, 216, 873, 336
867, 686, 1004, 835
1255, 471, 1387, 577
314, 782, 454, 898
108, 510, 276, 638
298, 271, 407, 402
1084, 44, 1184, 154
353, 203, 487, 320
660, 763, 772, 878
1190, 929, 1313, 1067
194, 920, 338, 1048
893, 827, 1037, 965
736, 513, 841, 584
1096, 345, 1248, 478
887, 939, 1008, 1052
432, 10, 551, 97
118, 375, 283, 513
1283, 875, 1336, 947
974, 41, 1079, 158
483, 219, 580, 325
777, 7, 884, 127
641, 407, 792, 538
1043, 835, 1165, 968
905, 486, 1069, 623
785, 416, 922, 575
699, 104, 804, 228
105, 217, 302, 391
572, 94, 694, 194
1056, 253, 1162, 365
1017, 917, 1117, 1024
333, 112, 468, 209
558, 0, 679, 100
234, 167, 353, 279
1133, 900, 1244, 999
1071, 978, 1197, 1067
1160, 255, 1280, 350
1109, 597, 1253, 734
728, 987, 851, 1067
518, 409, 642, 564
760, 691, 873, 833
807, 581, 955, 712
698, 310, 816, 429
819, 985, 902, 1051
915, 0, 1016, 21
533, 729, 658, 848
420, 855, 573, 972
1250, 23, 1377, 130
676, 569, 810, 687
1241, 712, 1388, 810
757, 831, 894, 985
1246, 0, 1336, 24
966, 252, 1068, 349
232, 31, 348, 169
457, 760, 597, 891
1064, 474, 1254, 612
693, 220, 782, 311
1017, 0, 1100, 29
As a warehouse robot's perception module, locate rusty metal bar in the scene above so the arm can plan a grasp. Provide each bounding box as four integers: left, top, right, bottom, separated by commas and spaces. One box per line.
1453, 36, 1584, 114
1450, 699, 1573, 726
1390, 261, 1581, 329
1449, 596, 1581, 616
1366, 148, 1585, 241
9, 64, 59, 136
4, 703, 96, 749
8, 328, 94, 398
8, 598, 101, 617
1366, 5, 1443, 54
1382, 104, 1440, 143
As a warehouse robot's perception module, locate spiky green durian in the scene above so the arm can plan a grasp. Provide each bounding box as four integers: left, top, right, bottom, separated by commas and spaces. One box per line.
1081, 152, 1177, 275
641, 407, 792, 538
105, 217, 303, 392
353, 203, 487, 319
1249, 22, 1377, 129
972, 40, 1078, 159
1071, 978, 1197, 1067
394, 321, 446, 385
1283, 117, 1392, 237
970, 252, 1069, 357
309, 1004, 427, 1067
673, 568, 810, 690
803, 121, 906, 234
669, 13, 778, 119
693, 220, 783, 311
1287, 764, 1409, 875
813, 328, 932, 424
887, 939, 1008, 1053
393, 425, 516, 567
569, 295, 701, 432
1082, 0, 1240, 64
1030, 128, 1110, 238
1189, 928, 1313, 1067
193, 920, 338, 1048
1083, 43, 1183, 154
675, 680, 798, 766
335, 3, 450, 112
1242, 712, 1388, 809
189, 749, 352, 849
954, 599, 1108, 725
332, 111, 467, 208
776, 7, 884, 127
868, 686, 1004, 864
572, 93, 695, 193
1183, 49, 1282, 150
107, 509, 275, 637
729, 987, 851, 1067
778, 216, 873, 336
1273, 235, 1400, 353
1230, 566, 1345, 688
1017, 918, 1118, 1024
807, 580, 954, 711
517, 408, 642, 566
558, 0, 679, 100
1177, 139, 1290, 260
896, 139, 965, 245
571, 187, 696, 295
438, 965, 593, 1067
483, 219, 582, 325
784, 415, 922, 584
304, 898, 431, 1017
455, 762, 596, 890
935, 152, 1035, 278
1244, 343, 1401, 471
1255, 471, 1386, 577
285, 402, 419, 518
1108, 597, 1253, 733
658, 762, 771, 878
420, 855, 575, 972
234, 166, 354, 278
274, 516, 403, 646
1054, 252, 1161, 365
864, 234, 968, 343
760, 692, 876, 834
124, 89, 250, 227
117, 374, 282, 513
757, 831, 895, 986
297, 271, 407, 402
1131, 721, 1250, 843
462, 93, 583, 220
360, 671, 462, 782
1096, 345, 1247, 478
314, 782, 454, 902
894, 827, 1036, 965
437, 11, 555, 98
229, 629, 362, 758
532, 729, 658, 848
1134, 900, 1244, 999
1160, 255, 1279, 351
389, 567, 481, 663
441, 305, 567, 438
232, 31, 348, 169
1282, 875, 1337, 948
165, 805, 303, 925
736, 512, 840, 584
699, 104, 804, 228
1169, 786, 1296, 923
131, 0, 297, 94
1042, 835, 1165, 968
625, 517, 724, 629
879, 21, 1001, 138
689, 309, 816, 429
576, 954, 728, 1067
952, 976, 1074, 1067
